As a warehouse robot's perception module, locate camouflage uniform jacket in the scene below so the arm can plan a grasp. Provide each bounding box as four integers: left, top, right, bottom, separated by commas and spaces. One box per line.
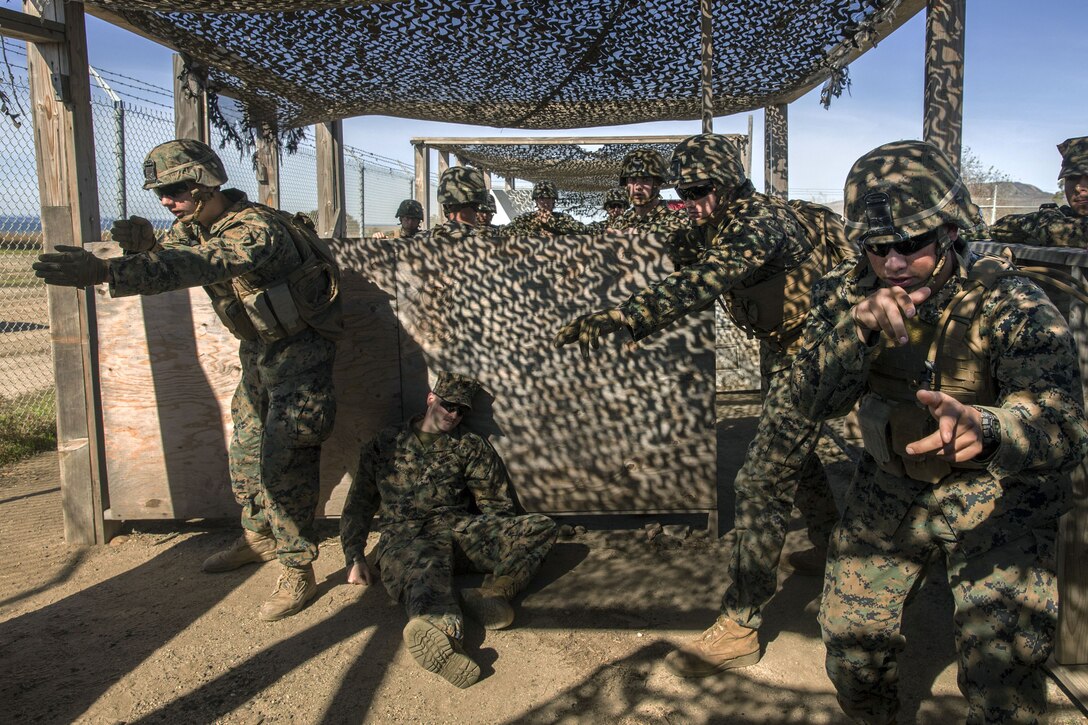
988, 204, 1088, 248
507, 210, 586, 236
107, 189, 304, 299
790, 252, 1088, 557
618, 183, 812, 342
607, 200, 688, 236
340, 418, 517, 567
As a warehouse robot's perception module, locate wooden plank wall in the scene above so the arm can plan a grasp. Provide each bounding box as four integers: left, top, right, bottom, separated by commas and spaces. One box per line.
95, 231, 716, 520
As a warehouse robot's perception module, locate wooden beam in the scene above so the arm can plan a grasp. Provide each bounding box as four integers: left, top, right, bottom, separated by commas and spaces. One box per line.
482, 170, 492, 191
1058, 263, 1088, 665
743, 114, 754, 178
415, 135, 697, 147
172, 53, 208, 143
764, 103, 788, 198
414, 142, 430, 228
438, 150, 449, 175
315, 120, 346, 237
0, 7, 64, 43
26, 0, 111, 545
923, 0, 965, 170
255, 128, 280, 209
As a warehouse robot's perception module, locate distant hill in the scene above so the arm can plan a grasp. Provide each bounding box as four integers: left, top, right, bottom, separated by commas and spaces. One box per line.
968, 181, 1058, 224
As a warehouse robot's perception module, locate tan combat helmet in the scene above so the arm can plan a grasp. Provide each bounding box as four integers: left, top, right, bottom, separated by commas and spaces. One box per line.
142, 139, 228, 190
619, 148, 669, 185
396, 199, 424, 220
603, 187, 629, 210
531, 181, 558, 200
669, 134, 746, 188
438, 167, 487, 208
843, 140, 982, 251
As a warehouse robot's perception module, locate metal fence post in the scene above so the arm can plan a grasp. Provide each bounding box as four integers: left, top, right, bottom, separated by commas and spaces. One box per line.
359, 159, 365, 236
115, 99, 126, 220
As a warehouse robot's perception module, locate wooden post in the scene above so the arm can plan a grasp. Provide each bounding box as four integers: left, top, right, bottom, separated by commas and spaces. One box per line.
482, 169, 492, 191
438, 151, 449, 175
172, 53, 208, 142
255, 126, 280, 209
25, 0, 112, 544
764, 103, 788, 198
699, 0, 714, 133
505, 176, 514, 191
744, 114, 754, 179
414, 142, 430, 229
923, 0, 965, 170
315, 120, 346, 238
1058, 265, 1088, 665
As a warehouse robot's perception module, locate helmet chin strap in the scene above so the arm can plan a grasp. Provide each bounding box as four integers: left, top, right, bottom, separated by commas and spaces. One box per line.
180, 185, 214, 224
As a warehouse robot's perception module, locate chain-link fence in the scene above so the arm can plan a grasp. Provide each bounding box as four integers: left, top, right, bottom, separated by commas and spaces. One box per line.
0, 40, 416, 460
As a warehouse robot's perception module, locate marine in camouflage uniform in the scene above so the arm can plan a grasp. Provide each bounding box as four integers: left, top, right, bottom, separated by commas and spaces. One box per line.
340, 372, 557, 688
607, 148, 688, 240
476, 192, 504, 232
395, 198, 426, 240
554, 133, 842, 676
585, 187, 629, 234
507, 180, 587, 236
988, 136, 1088, 248
33, 139, 342, 622
790, 140, 1088, 724
425, 166, 504, 245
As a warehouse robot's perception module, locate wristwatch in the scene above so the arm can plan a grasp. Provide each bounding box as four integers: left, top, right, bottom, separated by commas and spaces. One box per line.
975, 407, 1000, 459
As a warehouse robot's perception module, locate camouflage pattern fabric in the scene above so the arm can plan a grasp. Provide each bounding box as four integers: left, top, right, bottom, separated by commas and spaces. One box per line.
107, 188, 338, 567
607, 200, 688, 236
426, 219, 506, 245
1058, 136, 1088, 180
340, 419, 557, 630
396, 199, 424, 220
142, 138, 227, 189
432, 371, 480, 408
231, 328, 336, 565
506, 210, 587, 236
617, 183, 813, 342
610, 181, 836, 630
717, 342, 837, 629
790, 251, 1088, 722
988, 205, 1088, 247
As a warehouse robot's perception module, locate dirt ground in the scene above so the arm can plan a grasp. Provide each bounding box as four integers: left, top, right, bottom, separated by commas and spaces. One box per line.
1, 397, 1085, 724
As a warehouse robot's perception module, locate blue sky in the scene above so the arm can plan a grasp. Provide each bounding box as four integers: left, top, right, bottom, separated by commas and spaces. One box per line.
10, 1, 1086, 200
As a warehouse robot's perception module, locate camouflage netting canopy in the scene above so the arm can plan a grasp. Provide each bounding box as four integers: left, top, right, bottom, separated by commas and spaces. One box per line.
88, 0, 924, 132
434, 135, 747, 192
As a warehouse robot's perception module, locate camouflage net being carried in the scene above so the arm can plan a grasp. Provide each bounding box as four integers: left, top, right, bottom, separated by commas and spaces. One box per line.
434, 135, 748, 193
87, 0, 924, 134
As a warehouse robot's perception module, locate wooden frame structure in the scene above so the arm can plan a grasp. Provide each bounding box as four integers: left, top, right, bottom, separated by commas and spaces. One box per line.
409, 133, 755, 229
22, 2, 1088, 702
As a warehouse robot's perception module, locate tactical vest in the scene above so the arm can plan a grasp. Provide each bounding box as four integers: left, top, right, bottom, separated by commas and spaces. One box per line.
208, 208, 343, 344
858, 251, 1086, 483
723, 200, 855, 355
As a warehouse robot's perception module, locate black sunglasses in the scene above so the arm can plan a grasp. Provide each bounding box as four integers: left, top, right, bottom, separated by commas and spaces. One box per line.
154, 181, 191, 199
676, 183, 716, 201
862, 228, 940, 258
437, 397, 470, 416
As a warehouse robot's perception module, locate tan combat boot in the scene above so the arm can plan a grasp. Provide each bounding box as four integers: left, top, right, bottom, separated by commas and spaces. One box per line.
202, 529, 278, 573
664, 615, 761, 677
402, 617, 480, 688
460, 575, 516, 630
258, 564, 317, 622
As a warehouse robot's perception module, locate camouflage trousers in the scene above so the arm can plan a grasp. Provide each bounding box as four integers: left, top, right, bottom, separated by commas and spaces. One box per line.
230, 328, 337, 567
718, 341, 838, 629
820, 485, 1058, 724
377, 513, 557, 638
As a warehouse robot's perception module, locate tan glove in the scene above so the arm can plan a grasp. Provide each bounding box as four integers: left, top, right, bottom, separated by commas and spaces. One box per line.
33, 245, 110, 287
553, 308, 628, 362
110, 215, 157, 253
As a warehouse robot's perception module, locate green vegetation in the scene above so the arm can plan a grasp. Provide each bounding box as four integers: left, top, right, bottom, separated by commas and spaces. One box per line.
0, 389, 57, 466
